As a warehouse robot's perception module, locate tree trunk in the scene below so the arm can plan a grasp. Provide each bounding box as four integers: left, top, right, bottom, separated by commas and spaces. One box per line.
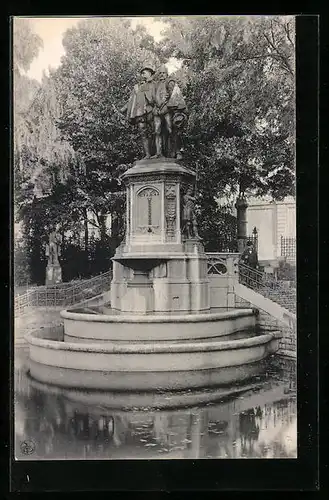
84, 218, 89, 252
98, 212, 107, 241
82, 208, 89, 276
111, 212, 119, 239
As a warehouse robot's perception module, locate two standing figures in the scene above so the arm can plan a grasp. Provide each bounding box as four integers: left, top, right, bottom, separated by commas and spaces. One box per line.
121, 62, 188, 160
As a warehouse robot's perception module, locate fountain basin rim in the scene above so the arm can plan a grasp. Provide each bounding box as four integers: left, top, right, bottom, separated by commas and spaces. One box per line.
112, 253, 209, 261
25, 331, 282, 354
60, 308, 256, 324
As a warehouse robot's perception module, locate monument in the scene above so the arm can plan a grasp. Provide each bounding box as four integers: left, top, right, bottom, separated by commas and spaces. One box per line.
26, 61, 282, 394
45, 226, 62, 285
112, 62, 208, 314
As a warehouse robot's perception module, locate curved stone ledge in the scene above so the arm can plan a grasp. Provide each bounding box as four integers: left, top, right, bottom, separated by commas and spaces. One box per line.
60, 308, 255, 324
25, 329, 280, 383
26, 331, 275, 354
113, 252, 208, 260
61, 308, 257, 342
25, 304, 281, 389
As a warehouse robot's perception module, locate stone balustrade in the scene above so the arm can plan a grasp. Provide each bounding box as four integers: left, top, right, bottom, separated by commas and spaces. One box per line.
206, 253, 240, 308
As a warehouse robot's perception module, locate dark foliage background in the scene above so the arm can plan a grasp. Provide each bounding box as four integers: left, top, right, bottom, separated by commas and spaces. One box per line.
14, 17, 295, 285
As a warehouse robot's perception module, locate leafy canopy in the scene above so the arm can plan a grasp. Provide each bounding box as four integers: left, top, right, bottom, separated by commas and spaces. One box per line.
157, 16, 295, 201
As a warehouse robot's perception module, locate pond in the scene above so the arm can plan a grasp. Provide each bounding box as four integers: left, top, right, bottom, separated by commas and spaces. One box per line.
14, 346, 297, 460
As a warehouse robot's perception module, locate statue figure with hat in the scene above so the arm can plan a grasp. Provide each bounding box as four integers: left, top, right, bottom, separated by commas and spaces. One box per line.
120, 61, 157, 159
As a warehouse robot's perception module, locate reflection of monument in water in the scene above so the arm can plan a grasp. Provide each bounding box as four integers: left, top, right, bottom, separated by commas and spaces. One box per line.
15, 383, 116, 458
25, 61, 282, 393
238, 409, 260, 456
15, 359, 297, 460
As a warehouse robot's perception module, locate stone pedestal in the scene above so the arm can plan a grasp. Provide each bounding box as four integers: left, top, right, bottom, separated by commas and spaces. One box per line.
120, 269, 154, 313
111, 158, 210, 313
46, 264, 62, 285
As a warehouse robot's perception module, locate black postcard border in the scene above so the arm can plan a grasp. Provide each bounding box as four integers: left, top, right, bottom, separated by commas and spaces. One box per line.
1, 9, 322, 494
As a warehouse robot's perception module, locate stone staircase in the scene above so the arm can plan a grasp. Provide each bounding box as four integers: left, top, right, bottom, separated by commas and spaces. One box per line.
238, 263, 296, 314
236, 264, 296, 357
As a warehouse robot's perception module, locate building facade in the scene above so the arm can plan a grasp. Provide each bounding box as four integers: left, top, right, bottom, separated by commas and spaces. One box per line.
246, 196, 296, 264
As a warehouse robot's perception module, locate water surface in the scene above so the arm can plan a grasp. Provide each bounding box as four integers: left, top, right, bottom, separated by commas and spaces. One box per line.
15, 347, 297, 460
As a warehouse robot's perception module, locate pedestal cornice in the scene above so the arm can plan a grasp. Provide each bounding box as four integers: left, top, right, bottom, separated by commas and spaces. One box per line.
120, 158, 196, 183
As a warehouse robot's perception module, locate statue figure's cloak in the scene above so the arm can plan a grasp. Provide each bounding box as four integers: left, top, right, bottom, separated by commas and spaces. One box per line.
154, 78, 187, 116
126, 82, 156, 123
166, 81, 187, 111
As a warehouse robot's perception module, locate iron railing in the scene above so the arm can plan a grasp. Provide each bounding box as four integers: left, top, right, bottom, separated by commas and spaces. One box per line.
14, 254, 296, 317
246, 227, 258, 253
238, 262, 296, 314
280, 236, 296, 260
14, 271, 112, 317
239, 263, 265, 289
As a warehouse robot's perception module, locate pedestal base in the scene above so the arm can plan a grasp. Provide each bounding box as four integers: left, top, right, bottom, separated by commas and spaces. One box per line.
111, 241, 210, 313
120, 270, 154, 313
111, 158, 210, 313
46, 264, 62, 285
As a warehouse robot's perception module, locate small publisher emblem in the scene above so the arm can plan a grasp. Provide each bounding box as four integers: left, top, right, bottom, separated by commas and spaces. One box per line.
20, 439, 35, 455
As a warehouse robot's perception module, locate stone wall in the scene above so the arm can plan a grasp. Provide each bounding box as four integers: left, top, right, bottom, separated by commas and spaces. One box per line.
260, 286, 296, 314
234, 295, 296, 358
245, 196, 296, 261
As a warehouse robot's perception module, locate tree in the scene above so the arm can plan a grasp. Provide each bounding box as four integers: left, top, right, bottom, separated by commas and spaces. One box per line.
13, 17, 43, 163
13, 20, 86, 282
13, 19, 43, 283
13, 18, 43, 202
15, 74, 78, 212
13, 18, 43, 74
14, 73, 80, 283
153, 16, 295, 248
52, 18, 161, 242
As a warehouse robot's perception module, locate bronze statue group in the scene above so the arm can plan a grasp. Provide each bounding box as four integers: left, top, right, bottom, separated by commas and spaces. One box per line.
120, 61, 188, 160
121, 61, 199, 239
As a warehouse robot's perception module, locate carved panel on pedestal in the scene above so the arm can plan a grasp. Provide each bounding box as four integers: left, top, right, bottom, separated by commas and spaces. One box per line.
135, 186, 161, 235
165, 183, 177, 241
